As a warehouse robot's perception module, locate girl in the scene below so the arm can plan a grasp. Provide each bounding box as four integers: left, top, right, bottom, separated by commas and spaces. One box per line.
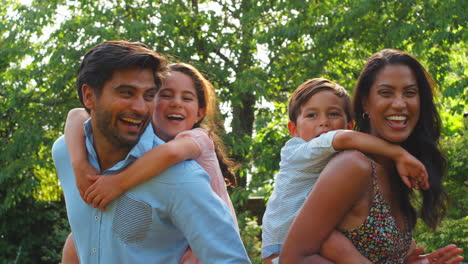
280, 49, 464, 263
63, 63, 238, 264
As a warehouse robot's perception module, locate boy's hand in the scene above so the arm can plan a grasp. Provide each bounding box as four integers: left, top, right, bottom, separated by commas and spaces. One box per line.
395, 150, 429, 190
84, 174, 125, 211
73, 163, 99, 202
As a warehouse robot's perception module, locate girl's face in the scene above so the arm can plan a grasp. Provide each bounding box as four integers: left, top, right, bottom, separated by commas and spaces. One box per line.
152, 71, 206, 142
363, 64, 420, 143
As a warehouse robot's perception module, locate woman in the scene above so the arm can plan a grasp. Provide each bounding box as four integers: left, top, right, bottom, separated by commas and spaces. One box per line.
280, 49, 464, 264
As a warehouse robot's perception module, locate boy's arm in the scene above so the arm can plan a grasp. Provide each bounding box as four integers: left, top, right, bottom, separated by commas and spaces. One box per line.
64, 108, 98, 199
120, 137, 201, 191
85, 137, 201, 210
332, 130, 429, 189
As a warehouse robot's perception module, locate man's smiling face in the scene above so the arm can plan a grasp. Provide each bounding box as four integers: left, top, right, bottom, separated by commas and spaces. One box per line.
87, 67, 157, 149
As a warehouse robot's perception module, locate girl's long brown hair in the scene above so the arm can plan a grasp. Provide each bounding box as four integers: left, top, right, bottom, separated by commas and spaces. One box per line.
168, 63, 237, 187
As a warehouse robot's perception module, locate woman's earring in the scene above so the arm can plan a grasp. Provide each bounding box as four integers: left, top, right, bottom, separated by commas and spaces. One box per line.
362, 112, 370, 119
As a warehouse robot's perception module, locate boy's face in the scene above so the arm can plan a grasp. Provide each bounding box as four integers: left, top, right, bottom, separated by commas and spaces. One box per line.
288, 90, 353, 142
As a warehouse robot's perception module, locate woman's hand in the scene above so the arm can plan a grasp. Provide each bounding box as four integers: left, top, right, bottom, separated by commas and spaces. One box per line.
406, 244, 464, 264
84, 173, 125, 211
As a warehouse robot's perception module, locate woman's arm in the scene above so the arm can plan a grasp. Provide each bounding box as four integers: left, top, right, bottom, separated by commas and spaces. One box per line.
85, 136, 201, 210
280, 150, 373, 264
64, 108, 99, 200
332, 130, 429, 190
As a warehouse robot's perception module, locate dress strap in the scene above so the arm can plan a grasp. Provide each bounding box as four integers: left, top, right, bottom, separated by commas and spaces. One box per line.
369, 159, 379, 192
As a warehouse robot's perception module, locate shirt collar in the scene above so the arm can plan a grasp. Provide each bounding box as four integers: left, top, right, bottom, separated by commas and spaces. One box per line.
83, 119, 159, 173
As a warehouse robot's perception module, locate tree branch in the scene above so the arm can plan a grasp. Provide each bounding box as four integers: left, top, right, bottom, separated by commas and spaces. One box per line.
214, 49, 236, 71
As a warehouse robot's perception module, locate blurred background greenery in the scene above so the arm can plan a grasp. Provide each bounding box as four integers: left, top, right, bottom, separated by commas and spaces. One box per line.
1, 0, 466, 263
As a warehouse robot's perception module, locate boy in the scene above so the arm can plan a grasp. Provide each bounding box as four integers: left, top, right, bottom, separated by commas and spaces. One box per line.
262, 78, 428, 264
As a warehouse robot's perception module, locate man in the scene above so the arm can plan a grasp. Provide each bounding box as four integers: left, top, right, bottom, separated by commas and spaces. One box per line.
53, 40, 251, 263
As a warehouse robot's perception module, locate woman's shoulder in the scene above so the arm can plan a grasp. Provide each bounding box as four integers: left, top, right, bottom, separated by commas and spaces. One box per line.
326, 150, 374, 179
315, 150, 374, 205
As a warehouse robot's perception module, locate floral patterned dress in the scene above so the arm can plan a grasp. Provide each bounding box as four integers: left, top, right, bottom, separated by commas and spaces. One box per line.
340, 162, 412, 264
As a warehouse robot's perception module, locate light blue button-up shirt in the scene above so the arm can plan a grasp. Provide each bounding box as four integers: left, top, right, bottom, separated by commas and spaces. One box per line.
52, 121, 251, 263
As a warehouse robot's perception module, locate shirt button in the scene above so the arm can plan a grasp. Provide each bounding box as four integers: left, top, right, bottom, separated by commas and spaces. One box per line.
94, 215, 99, 221
92, 248, 97, 253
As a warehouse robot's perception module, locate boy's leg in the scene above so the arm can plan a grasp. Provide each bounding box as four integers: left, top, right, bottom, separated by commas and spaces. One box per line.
320, 230, 372, 264
62, 233, 79, 264
271, 256, 279, 264
263, 254, 279, 264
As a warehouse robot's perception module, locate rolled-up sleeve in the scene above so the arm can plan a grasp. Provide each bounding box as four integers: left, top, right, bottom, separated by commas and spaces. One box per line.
284, 131, 339, 172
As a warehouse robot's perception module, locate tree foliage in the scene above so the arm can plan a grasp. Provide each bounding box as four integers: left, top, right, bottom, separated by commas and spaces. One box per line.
0, 0, 466, 262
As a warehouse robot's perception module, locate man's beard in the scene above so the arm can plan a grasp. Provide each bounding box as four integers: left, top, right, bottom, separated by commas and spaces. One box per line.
94, 107, 147, 150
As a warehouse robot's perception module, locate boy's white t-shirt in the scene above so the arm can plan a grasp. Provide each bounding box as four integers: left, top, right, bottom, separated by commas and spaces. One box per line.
261, 130, 339, 258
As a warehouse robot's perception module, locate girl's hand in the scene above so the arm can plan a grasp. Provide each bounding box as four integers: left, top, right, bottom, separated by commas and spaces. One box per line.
406, 244, 464, 264
73, 162, 99, 202
84, 174, 125, 211
395, 150, 429, 190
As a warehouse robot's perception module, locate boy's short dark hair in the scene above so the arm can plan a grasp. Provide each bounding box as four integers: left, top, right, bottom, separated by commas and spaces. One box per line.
76, 40, 168, 112
288, 78, 353, 123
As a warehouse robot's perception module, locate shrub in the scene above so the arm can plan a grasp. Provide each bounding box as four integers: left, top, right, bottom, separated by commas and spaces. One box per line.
0, 199, 69, 264
238, 211, 263, 264
413, 217, 467, 257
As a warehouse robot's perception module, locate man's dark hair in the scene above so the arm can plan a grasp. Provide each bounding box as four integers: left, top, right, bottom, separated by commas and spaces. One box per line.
76, 40, 167, 112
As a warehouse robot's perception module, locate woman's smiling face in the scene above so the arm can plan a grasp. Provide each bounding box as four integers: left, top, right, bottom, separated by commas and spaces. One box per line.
363, 64, 420, 143
152, 71, 205, 142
